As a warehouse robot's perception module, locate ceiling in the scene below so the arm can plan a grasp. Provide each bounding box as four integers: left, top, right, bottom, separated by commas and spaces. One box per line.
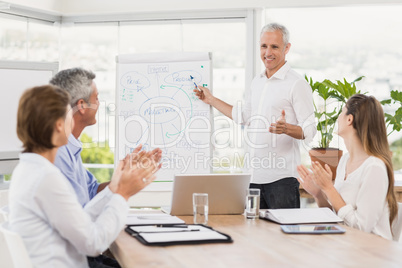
2, 0, 402, 16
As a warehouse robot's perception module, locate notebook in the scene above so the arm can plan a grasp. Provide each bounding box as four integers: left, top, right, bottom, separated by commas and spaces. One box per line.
163, 173, 251, 216
259, 207, 343, 225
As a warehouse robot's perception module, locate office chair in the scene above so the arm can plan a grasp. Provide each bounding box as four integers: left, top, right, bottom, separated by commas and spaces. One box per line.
0, 189, 9, 208
0, 222, 32, 268
392, 203, 402, 242
0, 211, 6, 223
0, 205, 9, 223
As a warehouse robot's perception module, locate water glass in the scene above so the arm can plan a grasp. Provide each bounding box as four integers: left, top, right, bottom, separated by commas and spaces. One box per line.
193, 193, 208, 225
245, 188, 260, 219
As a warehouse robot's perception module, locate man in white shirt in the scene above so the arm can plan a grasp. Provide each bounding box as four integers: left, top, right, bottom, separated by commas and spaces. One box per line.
194, 23, 316, 209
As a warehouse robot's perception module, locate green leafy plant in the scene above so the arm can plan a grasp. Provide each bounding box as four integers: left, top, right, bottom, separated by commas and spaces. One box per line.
80, 133, 114, 183
380, 90, 402, 136
306, 76, 364, 148
390, 137, 402, 170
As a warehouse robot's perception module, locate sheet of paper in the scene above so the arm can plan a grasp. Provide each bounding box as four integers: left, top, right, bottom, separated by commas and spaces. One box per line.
139, 225, 228, 243
261, 207, 343, 224
129, 225, 199, 233
127, 213, 185, 225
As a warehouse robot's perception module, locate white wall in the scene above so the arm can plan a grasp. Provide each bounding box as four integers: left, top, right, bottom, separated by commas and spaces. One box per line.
3, 0, 402, 16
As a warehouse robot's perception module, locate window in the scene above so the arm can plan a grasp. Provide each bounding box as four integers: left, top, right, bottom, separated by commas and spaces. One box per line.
0, 14, 59, 179
0, 14, 59, 61
59, 22, 119, 146
27, 19, 59, 62
0, 15, 27, 60
120, 22, 182, 53
181, 20, 246, 171
265, 6, 402, 170
58, 18, 248, 179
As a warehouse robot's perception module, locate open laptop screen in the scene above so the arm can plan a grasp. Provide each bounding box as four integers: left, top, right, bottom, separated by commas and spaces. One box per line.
167, 174, 251, 216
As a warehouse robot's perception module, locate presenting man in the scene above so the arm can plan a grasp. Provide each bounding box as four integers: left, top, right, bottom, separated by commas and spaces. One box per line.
50, 68, 161, 268
194, 23, 316, 209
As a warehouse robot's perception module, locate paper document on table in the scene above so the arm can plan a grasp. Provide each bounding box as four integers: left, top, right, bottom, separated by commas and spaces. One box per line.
127, 213, 185, 225
259, 207, 343, 225
127, 225, 229, 244
129, 225, 194, 233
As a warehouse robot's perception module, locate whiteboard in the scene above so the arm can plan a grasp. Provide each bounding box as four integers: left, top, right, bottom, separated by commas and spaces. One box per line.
116, 52, 213, 191
0, 61, 58, 174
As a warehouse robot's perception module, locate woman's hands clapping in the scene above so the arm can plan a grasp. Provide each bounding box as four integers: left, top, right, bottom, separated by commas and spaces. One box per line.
110, 145, 162, 200
297, 161, 333, 198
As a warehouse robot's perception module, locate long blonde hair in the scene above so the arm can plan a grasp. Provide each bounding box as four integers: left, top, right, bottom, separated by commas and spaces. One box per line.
345, 94, 398, 226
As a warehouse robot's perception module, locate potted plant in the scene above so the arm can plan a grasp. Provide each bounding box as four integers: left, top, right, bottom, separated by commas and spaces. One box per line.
305, 75, 364, 179
381, 90, 402, 137
381, 90, 402, 169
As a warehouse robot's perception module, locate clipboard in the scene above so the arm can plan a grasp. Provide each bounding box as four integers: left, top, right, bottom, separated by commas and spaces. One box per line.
125, 224, 233, 246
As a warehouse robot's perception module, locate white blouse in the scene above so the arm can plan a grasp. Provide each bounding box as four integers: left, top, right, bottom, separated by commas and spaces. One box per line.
8, 153, 128, 268
334, 153, 392, 240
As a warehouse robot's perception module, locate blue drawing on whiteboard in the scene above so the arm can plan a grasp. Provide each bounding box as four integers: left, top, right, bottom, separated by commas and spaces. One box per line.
139, 96, 181, 124
134, 125, 149, 144
120, 66, 206, 156
164, 70, 201, 87
159, 84, 193, 138
120, 71, 151, 91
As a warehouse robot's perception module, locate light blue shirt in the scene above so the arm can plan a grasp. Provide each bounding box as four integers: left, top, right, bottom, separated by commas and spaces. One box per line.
54, 134, 99, 207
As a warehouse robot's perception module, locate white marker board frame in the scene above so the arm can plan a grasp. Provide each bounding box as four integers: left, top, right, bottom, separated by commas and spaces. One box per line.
116, 52, 213, 192
0, 61, 59, 174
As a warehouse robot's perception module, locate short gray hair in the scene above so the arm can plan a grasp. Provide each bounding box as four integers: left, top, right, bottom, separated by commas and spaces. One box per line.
50, 68, 95, 107
260, 23, 290, 46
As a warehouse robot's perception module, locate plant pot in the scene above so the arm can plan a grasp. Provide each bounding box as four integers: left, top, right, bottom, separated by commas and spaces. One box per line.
309, 148, 343, 180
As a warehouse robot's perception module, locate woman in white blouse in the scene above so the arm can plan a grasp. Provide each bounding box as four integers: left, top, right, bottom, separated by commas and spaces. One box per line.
297, 94, 398, 240
9, 85, 160, 267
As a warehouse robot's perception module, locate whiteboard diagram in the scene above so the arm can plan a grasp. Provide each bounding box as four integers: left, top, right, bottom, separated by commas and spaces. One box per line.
116, 53, 212, 190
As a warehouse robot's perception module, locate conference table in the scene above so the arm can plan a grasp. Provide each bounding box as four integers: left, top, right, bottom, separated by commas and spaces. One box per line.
110, 214, 402, 267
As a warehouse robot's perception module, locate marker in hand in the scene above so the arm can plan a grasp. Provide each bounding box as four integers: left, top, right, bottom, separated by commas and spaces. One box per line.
190, 75, 199, 90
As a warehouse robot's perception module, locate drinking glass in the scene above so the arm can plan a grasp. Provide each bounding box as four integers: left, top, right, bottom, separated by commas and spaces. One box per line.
245, 188, 260, 219
193, 193, 208, 225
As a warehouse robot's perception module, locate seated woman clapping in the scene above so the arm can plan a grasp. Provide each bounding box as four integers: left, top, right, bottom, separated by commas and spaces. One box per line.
8, 85, 161, 267
297, 94, 398, 240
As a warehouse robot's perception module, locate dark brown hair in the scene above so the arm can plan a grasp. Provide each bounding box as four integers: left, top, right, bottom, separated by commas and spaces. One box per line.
346, 94, 398, 227
17, 85, 71, 153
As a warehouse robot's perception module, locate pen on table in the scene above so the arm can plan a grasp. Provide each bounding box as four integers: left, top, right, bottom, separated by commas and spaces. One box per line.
138, 229, 200, 233
154, 224, 188, 228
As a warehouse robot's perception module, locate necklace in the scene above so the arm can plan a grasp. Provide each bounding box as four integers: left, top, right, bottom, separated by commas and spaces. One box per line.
345, 156, 369, 177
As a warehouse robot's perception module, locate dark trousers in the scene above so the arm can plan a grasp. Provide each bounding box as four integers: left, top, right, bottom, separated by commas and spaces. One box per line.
87, 255, 121, 268
250, 177, 300, 209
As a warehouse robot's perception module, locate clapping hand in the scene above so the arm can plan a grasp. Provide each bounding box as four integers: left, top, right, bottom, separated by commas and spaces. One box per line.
110, 146, 162, 199
296, 164, 321, 198
297, 161, 333, 198
116, 151, 161, 200
122, 144, 162, 168
310, 161, 333, 192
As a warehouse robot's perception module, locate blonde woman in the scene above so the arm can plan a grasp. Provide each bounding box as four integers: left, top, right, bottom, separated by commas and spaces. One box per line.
298, 94, 398, 240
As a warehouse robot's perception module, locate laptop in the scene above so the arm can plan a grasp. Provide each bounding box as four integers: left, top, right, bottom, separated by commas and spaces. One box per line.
164, 173, 251, 216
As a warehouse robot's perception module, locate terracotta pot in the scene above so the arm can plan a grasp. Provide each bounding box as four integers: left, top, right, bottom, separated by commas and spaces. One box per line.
309, 148, 343, 180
